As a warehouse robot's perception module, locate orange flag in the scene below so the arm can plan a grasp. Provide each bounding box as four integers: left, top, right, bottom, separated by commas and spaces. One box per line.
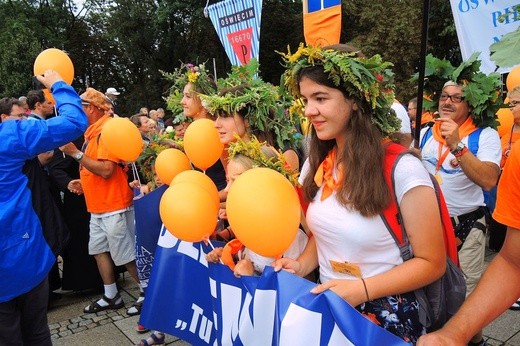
303, 0, 342, 46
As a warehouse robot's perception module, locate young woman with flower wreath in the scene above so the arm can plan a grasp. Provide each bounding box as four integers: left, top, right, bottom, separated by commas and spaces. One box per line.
165, 62, 228, 196
200, 74, 302, 242
273, 44, 446, 344
201, 59, 303, 171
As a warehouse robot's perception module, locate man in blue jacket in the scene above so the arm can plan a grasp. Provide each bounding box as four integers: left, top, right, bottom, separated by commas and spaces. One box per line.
0, 70, 88, 345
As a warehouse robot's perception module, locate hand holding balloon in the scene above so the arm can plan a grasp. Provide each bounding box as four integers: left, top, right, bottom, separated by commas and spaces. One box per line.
35, 70, 64, 90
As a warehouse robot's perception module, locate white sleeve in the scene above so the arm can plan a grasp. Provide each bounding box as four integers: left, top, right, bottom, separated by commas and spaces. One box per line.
394, 154, 434, 204
299, 158, 310, 185
477, 127, 501, 166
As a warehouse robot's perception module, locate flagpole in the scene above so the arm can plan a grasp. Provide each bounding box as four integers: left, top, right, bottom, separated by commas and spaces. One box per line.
414, 0, 431, 148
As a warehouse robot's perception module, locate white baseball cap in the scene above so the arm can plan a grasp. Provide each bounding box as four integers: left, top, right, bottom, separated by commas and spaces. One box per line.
105, 87, 120, 96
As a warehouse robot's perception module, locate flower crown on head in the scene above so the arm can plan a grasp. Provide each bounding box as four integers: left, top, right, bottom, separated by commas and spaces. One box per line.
279, 43, 401, 137
162, 62, 217, 116
228, 135, 298, 186
411, 52, 502, 128
199, 59, 300, 149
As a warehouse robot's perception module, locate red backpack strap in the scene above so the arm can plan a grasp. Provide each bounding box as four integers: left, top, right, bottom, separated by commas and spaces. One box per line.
382, 143, 460, 267
429, 176, 460, 267
381, 143, 413, 260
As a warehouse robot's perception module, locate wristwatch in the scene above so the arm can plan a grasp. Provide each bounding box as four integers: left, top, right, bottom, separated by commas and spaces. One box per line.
450, 142, 466, 156
73, 152, 84, 162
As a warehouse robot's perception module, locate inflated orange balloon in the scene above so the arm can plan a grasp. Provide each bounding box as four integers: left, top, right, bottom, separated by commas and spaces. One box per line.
101, 117, 143, 161
159, 182, 219, 242
171, 170, 220, 209
155, 149, 191, 185
497, 107, 514, 138
506, 65, 520, 91
183, 119, 224, 170
34, 48, 74, 85
226, 168, 300, 258
43, 89, 55, 105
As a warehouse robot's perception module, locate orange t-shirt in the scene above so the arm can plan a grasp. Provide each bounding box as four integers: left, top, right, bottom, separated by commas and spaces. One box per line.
493, 140, 520, 230
80, 115, 133, 213
500, 128, 520, 168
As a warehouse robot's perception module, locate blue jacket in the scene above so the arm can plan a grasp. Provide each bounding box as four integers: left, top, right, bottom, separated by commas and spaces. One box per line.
0, 81, 88, 302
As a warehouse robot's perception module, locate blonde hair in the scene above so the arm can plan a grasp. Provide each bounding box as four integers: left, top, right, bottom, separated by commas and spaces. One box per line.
230, 146, 278, 171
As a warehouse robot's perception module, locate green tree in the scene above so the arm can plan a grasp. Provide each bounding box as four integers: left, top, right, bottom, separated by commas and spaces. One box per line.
342, 0, 458, 103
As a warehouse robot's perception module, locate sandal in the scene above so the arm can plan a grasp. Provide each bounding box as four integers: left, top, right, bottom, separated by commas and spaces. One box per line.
127, 292, 145, 316
139, 332, 165, 346
83, 293, 124, 313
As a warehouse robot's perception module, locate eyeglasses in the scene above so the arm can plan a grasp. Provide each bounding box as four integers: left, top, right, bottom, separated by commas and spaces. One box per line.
439, 93, 464, 103
9, 113, 27, 119
509, 100, 520, 108
81, 102, 90, 106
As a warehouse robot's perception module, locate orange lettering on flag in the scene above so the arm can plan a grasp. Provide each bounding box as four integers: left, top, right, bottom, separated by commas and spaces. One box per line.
227, 27, 253, 65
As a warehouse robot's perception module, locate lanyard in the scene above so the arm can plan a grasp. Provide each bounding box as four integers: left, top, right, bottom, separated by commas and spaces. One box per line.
435, 141, 451, 172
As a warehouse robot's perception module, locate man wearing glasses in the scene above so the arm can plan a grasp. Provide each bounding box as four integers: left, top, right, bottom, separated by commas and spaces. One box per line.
0, 70, 87, 346
419, 79, 501, 346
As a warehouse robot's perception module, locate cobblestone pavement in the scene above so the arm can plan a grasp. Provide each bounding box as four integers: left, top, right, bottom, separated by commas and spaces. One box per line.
49, 309, 127, 341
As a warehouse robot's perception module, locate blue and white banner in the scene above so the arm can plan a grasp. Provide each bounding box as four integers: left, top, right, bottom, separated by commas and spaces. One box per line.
140, 229, 408, 345
206, 0, 262, 66
134, 185, 167, 290
450, 0, 518, 74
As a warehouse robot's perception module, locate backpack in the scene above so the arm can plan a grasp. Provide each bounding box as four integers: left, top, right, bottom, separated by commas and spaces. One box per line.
381, 143, 466, 332
419, 126, 483, 156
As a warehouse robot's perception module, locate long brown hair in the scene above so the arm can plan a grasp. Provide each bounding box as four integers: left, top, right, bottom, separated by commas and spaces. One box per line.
300, 66, 390, 217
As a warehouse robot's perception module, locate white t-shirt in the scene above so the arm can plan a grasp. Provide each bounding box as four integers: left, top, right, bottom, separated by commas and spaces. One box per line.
243, 229, 309, 274
299, 154, 432, 283
391, 101, 412, 134
420, 126, 501, 216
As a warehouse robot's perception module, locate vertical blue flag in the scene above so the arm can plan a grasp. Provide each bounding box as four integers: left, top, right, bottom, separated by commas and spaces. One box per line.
134, 185, 168, 290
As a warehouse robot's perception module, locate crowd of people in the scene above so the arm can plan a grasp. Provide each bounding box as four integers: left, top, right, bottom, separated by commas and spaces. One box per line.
1, 43, 519, 346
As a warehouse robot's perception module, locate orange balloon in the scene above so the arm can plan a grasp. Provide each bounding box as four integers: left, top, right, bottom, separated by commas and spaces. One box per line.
507, 65, 520, 91
226, 168, 300, 258
497, 107, 514, 138
43, 89, 55, 106
155, 149, 191, 185
171, 170, 220, 209
34, 48, 74, 85
183, 118, 224, 170
101, 118, 143, 161
159, 182, 219, 242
